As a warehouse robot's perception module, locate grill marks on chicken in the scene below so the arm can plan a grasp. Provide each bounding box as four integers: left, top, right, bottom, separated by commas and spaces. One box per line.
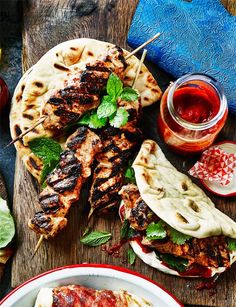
42, 46, 127, 135
121, 184, 231, 269
28, 127, 102, 238
89, 99, 142, 215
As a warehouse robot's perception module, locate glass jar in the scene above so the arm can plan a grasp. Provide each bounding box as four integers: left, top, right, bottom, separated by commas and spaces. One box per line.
157, 74, 228, 155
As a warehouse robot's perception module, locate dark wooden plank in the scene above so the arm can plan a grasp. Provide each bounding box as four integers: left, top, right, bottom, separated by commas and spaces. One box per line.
11, 0, 236, 306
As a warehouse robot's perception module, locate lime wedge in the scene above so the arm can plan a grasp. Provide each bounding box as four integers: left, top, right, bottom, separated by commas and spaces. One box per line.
0, 197, 15, 248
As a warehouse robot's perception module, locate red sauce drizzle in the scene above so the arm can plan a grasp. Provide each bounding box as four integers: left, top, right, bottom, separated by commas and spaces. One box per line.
179, 263, 212, 278
101, 239, 127, 258
131, 236, 153, 254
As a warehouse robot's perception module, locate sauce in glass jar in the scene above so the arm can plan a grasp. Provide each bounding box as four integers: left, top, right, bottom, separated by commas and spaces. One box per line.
157, 74, 228, 155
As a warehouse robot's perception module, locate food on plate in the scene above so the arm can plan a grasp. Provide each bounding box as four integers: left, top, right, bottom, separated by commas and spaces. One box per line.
28, 127, 101, 238
10, 38, 162, 183
158, 74, 228, 155
119, 140, 236, 277
34, 285, 152, 307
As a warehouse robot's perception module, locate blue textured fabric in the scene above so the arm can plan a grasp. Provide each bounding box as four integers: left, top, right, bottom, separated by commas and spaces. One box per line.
128, 0, 236, 114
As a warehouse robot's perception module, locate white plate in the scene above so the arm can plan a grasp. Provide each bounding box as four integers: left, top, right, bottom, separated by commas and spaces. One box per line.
0, 264, 183, 307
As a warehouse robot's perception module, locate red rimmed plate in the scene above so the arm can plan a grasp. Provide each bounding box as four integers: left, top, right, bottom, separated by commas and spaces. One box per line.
200, 141, 236, 197
0, 263, 183, 307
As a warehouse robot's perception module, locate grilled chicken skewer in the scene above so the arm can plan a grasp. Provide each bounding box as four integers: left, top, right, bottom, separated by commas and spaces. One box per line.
8, 33, 161, 147
28, 127, 101, 239
120, 184, 231, 269
88, 98, 142, 216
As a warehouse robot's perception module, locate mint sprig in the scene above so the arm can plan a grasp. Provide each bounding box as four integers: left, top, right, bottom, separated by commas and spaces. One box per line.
124, 162, 136, 184
28, 137, 63, 184
80, 230, 112, 247
160, 254, 189, 272
78, 73, 139, 129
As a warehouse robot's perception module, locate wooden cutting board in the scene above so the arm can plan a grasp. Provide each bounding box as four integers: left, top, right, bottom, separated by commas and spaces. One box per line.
12, 0, 236, 306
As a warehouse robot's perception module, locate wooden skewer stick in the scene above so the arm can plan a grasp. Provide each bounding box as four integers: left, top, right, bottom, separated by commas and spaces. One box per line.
5, 116, 47, 148
132, 49, 147, 89
125, 32, 161, 60
32, 235, 44, 258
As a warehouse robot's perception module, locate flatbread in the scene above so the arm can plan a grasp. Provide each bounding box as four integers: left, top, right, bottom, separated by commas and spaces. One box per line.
133, 140, 236, 239
10, 38, 162, 182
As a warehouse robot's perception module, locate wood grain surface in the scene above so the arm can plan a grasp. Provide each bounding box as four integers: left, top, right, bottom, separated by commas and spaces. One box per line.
11, 0, 236, 306
0, 173, 8, 282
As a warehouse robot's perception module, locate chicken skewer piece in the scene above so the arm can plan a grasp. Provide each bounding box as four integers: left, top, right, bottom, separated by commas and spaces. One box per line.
8, 33, 161, 146
29, 127, 101, 241
88, 98, 142, 217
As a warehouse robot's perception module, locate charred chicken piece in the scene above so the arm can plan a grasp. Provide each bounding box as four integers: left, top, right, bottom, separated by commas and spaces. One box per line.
42, 46, 127, 135
121, 184, 231, 269
28, 127, 102, 238
89, 99, 142, 215
120, 184, 156, 231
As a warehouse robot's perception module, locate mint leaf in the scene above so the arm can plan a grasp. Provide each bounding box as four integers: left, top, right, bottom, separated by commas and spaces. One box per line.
78, 113, 91, 125
29, 137, 63, 184
89, 111, 107, 129
109, 107, 129, 128
228, 238, 236, 251
107, 73, 123, 99
146, 221, 167, 240
121, 219, 130, 239
0, 198, 15, 248
97, 96, 117, 119
161, 254, 188, 272
127, 248, 136, 265
168, 226, 191, 245
125, 164, 136, 184
80, 231, 112, 247
120, 87, 139, 101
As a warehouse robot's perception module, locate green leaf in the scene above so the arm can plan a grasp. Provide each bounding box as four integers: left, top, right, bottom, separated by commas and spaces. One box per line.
228, 238, 236, 251
107, 73, 123, 99
125, 165, 136, 184
127, 248, 136, 265
78, 113, 91, 125
146, 221, 167, 240
97, 96, 117, 119
89, 111, 107, 129
109, 107, 129, 128
161, 254, 188, 272
0, 197, 15, 248
120, 87, 139, 101
168, 226, 191, 245
80, 231, 112, 247
121, 219, 130, 239
29, 137, 63, 184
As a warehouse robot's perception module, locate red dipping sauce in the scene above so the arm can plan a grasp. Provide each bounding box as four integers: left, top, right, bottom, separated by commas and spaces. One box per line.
158, 74, 228, 155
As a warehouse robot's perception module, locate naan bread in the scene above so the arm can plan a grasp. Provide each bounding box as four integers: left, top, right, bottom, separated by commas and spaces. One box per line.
10, 38, 162, 182
133, 140, 236, 239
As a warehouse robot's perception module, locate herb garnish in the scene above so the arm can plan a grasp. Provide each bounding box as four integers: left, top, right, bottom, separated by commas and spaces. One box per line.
168, 226, 191, 245
80, 230, 112, 247
120, 219, 136, 240
127, 248, 136, 265
29, 137, 63, 184
78, 73, 139, 129
146, 221, 167, 240
124, 162, 136, 184
228, 238, 236, 251
160, 254, 188, 272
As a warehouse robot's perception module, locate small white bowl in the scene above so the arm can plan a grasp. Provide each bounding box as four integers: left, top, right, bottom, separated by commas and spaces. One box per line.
0, 264, 182, 307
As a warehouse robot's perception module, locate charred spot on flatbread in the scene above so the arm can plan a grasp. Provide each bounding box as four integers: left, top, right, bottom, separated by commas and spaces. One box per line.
189, 200, 200, 213
87, 51, 94, 56
22, 113, 34, 120
33, 81, 44, 88
176, 212, 189, 224
70, 47, 78, 51
181, 182, 188, 191
53, 63, 70, 71
28, 157, 42, 171
16, 93, 22, 102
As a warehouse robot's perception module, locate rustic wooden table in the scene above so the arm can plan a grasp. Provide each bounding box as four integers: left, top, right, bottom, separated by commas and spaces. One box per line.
8, 0, 236, 306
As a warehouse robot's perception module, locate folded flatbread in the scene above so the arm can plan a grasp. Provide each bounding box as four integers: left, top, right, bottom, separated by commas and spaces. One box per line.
119, 140, 236, 277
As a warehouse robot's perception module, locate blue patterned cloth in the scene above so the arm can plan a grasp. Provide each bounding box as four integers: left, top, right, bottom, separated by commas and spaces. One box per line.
128, 0, 236, 114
